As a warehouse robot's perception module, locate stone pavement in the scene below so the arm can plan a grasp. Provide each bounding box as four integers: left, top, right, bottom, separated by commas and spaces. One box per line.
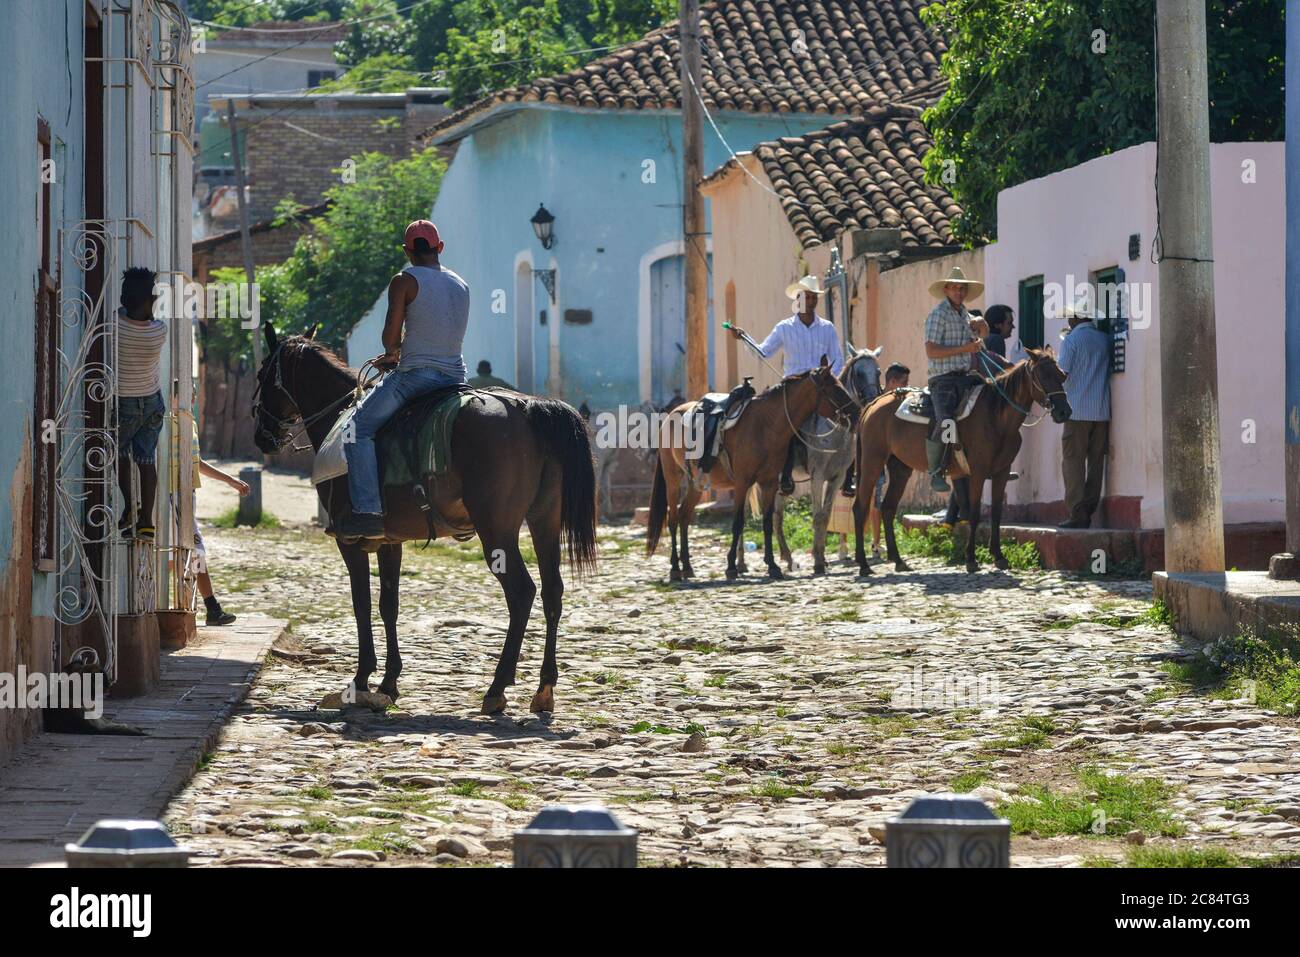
159, 521, 1300, 868
0, 616, 284, 867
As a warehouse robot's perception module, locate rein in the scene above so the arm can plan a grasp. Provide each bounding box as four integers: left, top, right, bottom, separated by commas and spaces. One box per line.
976, 351, 1063, 427
727, 325, 860, 446
253, 342, 377, 452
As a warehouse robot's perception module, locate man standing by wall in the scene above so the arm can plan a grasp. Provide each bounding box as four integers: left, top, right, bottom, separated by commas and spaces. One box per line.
1057, 298, 1112, 529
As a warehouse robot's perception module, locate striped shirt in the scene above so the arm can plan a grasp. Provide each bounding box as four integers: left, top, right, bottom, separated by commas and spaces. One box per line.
117, 307, 167, 397
924, 299, 975, 378
755, 314, 844, 376
1057, 321, 1111, 421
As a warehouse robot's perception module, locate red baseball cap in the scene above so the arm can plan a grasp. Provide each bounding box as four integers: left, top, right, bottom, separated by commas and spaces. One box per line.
403, 220, 443, 254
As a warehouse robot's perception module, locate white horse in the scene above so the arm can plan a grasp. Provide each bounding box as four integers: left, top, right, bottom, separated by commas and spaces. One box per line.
771, 347, 883, 574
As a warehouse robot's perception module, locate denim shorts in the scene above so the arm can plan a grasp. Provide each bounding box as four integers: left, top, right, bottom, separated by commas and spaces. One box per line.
117, 391, 165, 465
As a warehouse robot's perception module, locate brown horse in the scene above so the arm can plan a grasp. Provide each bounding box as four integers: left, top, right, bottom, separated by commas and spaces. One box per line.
251, 323, 597, 715
646, 363, 858, 581
851, 348, 1071, 575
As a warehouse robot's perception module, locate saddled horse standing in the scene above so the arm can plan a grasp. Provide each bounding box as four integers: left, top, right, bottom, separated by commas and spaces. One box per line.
646, 363, 857, 580
773, 347, 882, 574
251, 323, 597, 714
852, 348, 1071, 575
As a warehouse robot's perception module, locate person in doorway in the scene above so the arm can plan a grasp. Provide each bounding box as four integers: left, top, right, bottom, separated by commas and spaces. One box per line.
1057, 297, 1111, 529
337, 220, 470, 539
115, 267, 168, 541
867, 362, 910, 559
727, 275, 844, 494
922, 267, 986, 493
169, 413, 249, 625
468, 359, 514, 390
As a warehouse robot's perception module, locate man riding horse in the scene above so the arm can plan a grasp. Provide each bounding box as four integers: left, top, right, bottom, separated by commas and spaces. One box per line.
923, 267, 995, 492
337, 220, 471, 539
728, 275, 844, 495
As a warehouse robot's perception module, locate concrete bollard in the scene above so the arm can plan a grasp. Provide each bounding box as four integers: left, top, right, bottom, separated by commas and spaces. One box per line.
513, 805, 637, 868
64, 819, 189, 868
885, 794, 1010, 868
236, 466, 262, 527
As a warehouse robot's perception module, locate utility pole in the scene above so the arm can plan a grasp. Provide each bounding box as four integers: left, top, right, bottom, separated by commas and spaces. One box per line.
1154, 0, 1225, 572
1274, 0, 1300, 579
680, 0, 708, 398
227, 100, 262, 369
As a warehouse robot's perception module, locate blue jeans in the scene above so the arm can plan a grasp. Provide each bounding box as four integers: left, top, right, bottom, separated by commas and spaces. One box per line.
116, 391, 165, 464
344, 367, 464, 514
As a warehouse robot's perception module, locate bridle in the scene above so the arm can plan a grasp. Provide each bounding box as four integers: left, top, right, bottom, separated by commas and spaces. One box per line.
783, 367, 861, 446
977, 351, 1067, 427
251, 340, 362, 453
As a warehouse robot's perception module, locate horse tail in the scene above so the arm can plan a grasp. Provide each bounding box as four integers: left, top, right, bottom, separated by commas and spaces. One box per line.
646, 456, 667, 557
526, 398, 598, 574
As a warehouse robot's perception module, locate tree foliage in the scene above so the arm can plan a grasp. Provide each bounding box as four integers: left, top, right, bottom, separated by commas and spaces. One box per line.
920, 0, 1285, 244
203, 149, 446, 368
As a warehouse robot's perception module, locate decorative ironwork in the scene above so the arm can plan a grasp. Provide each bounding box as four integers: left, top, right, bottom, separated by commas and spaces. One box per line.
532, 268, 557, 304
55, 222, 120, 679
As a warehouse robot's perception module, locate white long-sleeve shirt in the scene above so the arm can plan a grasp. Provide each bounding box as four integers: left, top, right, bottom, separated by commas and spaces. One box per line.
755, 314, 844, 376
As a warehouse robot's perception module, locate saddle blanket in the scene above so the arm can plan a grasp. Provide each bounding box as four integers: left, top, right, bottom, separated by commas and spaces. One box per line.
312, 388, 476, 488
895, 384, 984, 425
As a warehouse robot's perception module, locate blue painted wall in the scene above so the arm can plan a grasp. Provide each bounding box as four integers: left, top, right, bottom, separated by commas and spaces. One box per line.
351, 105, 838, 409
0, 0, 86, 615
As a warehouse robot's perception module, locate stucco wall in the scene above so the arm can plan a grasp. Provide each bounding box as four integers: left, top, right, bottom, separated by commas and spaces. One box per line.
348, 106, 846, 409
985, 141, 1284, 529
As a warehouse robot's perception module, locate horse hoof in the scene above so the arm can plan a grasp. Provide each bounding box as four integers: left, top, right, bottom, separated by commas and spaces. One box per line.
530, 685, 555, 714
378, 681, 400, 702
813, 563, 827, 576
895, 561, 911, 573
857, 565, 873, 579
481, 693, 508, 715
726, 566, 739, 581
767, 566, 784, 580
669, 568, 682, 582
965, 562, 980, 574
994, 557, 1010, 571
682, 565, 695, 580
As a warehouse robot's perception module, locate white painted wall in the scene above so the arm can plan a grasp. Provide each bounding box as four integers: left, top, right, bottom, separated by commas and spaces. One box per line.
985, 141, 1284, 528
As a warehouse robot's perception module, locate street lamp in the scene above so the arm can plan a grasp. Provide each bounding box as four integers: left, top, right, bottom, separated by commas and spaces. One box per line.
530, 203, 556, 249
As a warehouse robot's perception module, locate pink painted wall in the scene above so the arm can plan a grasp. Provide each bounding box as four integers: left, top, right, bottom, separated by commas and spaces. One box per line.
984, 141, 1284, 529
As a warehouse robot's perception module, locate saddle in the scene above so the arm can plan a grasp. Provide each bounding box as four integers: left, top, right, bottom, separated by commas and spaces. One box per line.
894, 380, 984, 425
690, 377, 755, 474
313, 384, 482, 543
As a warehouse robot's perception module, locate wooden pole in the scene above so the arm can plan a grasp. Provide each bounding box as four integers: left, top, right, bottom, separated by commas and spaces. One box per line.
227, 100, 262, 369
680, 0, 709, 398
1155, 0, 1225, 571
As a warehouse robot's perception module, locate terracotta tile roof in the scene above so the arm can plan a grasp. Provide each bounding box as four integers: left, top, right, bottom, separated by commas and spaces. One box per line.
207, 20, 351, 44
425, 0, 947, 141
729, 105, 962, 247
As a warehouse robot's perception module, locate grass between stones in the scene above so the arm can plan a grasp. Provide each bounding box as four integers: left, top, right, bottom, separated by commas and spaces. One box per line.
1085, 848, 1300, 868
996, 767, 1185, 839
895, 522, 1041, 571
1155, 624, 1300, 716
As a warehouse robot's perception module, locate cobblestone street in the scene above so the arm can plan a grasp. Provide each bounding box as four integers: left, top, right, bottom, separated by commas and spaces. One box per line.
165, 516, 1300, 868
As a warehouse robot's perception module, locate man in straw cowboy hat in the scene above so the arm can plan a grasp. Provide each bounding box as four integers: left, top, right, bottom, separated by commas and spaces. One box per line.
923, 266, 988, 492
1056, 294, 1112, 528
729, 274, 844, 494
728, 270, 847, 488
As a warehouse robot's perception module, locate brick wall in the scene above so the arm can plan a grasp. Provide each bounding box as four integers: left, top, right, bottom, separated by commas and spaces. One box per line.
244, 105, 412, 223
